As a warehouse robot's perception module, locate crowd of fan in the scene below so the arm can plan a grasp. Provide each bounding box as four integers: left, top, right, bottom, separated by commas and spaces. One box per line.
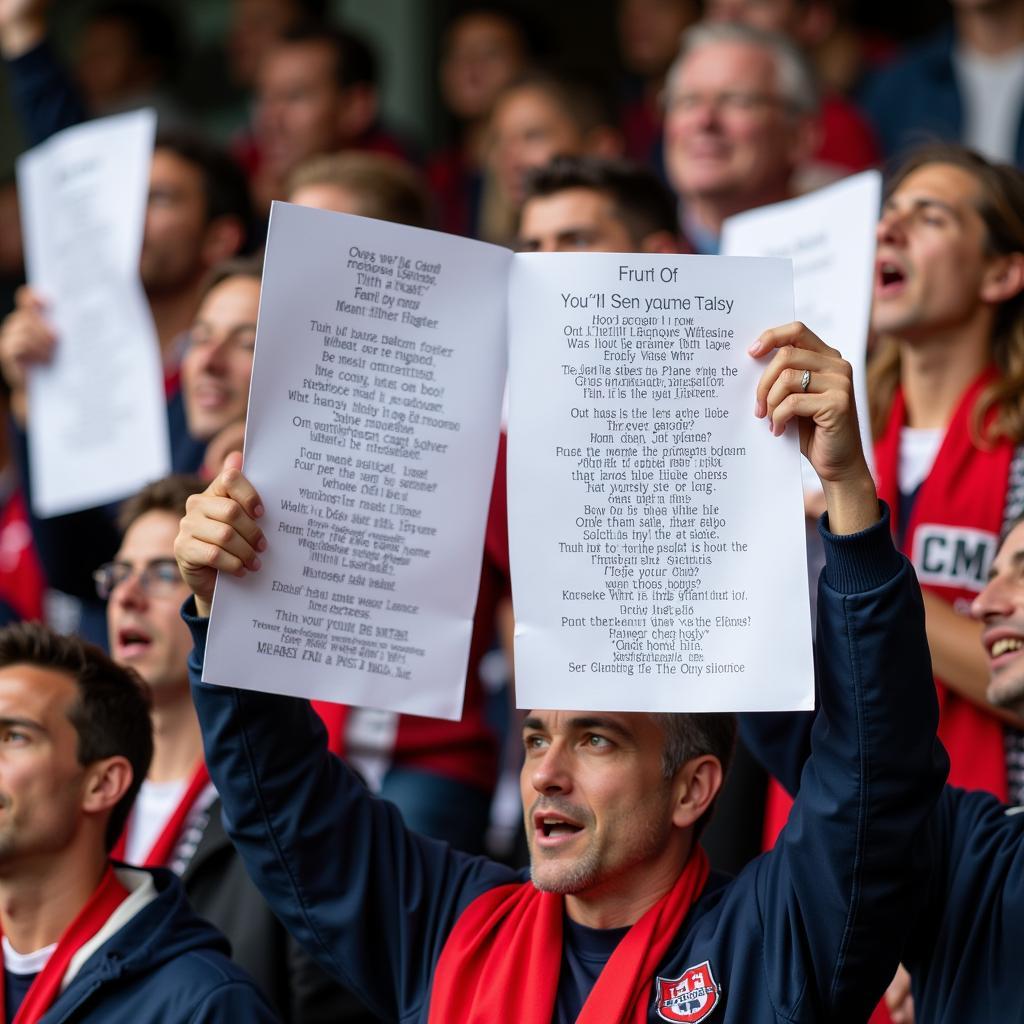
0, 1, 1023, 1022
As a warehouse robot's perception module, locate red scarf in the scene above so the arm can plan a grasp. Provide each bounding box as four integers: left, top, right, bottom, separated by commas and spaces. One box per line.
428, 846, 709, 1024
111, 761, 211, 868
875, 368, 1012, 799
0, 865, 130, 1024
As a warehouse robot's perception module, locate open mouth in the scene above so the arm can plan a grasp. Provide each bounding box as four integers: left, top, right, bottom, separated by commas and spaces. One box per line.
533, 811, 585, 847
876, 260, 906, 294
117, 627, 153, 658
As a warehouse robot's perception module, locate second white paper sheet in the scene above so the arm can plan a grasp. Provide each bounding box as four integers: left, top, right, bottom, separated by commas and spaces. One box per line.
509, 254, 813, 713
202, 203, 510, 720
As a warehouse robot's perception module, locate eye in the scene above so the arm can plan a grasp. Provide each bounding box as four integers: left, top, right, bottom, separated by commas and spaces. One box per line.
583, 733, 612, 750
523, 733, 548, 752
0, 728, 28, 745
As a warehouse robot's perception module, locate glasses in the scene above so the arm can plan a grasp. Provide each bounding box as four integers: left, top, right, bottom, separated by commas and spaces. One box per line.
668, 90, 785, 115
93, 559, 185, 600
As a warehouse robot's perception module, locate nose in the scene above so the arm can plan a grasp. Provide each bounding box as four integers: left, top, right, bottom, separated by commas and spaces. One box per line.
112, 568, 148, 609
529, 741, 572, 796
876, 205, 907, 245
972, 573, 1014, 621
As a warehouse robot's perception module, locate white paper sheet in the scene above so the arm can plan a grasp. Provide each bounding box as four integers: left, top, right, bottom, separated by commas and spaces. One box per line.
508, 254, 813, 712
202, 202, 510, 720
17, 109, 170, 517
721, 170, 881, 484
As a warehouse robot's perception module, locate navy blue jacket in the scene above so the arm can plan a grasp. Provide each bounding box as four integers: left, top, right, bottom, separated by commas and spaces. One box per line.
742, 683, 1024, 1022
858, 26, 1024, 166
39, 867, 278, 1023
187, 512, 948, 1023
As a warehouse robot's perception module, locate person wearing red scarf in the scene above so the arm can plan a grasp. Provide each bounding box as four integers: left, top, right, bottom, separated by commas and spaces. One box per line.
0, 621, 275, 1024
177, 324, 949, 1023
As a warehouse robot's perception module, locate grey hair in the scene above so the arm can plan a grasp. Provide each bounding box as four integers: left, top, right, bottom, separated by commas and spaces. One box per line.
665, 21, 820, 117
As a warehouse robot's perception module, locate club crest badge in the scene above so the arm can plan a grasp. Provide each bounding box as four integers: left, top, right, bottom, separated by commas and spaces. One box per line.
654, 960, 721, 1022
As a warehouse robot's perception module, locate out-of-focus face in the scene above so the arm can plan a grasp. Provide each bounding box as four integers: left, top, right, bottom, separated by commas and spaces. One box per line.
289, 181, 364, 216
519, 188, 641, 252
228, 0, 301, 88
521, 711, 682, 898
0, 665, 90, 866
256, 41, 346, 178
664, 40, 802, 212
618, 0, 698, 78
106, 511, 192, 704
705, 0, 803, 36
441, 13, 526, 122
973, 522, 1024, 713
75, 18, 148, 112
181, 276, 259, 441
872, 163, 992, 340
141, 149, 210, 294
491, 87, 587, 208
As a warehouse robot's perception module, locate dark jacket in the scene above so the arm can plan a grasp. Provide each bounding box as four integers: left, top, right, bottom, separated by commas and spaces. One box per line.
858, 25, 1024, 165
181, 797, 380, 1023
42, 867, 277, 1023
187, 511, 949, 1023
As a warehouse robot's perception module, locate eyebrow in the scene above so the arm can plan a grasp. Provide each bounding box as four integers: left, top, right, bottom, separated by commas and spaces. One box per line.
884, 196, 963, 222
0, 717, 46, 734
521, 715, 635, 742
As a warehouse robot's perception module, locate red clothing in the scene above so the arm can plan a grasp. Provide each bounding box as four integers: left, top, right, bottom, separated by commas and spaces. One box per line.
0, 489, 45, 621
817, 94, 879, 172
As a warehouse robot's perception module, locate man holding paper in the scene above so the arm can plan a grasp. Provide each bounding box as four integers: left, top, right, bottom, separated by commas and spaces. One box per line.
175, 321, 947, 1022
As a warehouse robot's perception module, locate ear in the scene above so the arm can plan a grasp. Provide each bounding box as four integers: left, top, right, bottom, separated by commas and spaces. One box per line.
200, 216, 245, 268
669, 754, 724, 831
336, 83, 378, 143
81, 756, 134, 818
641, 229, 682, 255
981, 251, 1024, 306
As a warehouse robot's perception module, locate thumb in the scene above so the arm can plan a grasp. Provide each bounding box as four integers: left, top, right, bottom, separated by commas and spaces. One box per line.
222, 449, 244, 474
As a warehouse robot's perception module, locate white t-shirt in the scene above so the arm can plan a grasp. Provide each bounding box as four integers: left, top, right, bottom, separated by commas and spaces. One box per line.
2, 936, 56, 975
899, 426, 944, 496
955, 45, 1024, 163
123, 778, 188, 865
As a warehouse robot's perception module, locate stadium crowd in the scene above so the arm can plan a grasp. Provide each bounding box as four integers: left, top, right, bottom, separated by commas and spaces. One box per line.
0, 0, 1023, 1021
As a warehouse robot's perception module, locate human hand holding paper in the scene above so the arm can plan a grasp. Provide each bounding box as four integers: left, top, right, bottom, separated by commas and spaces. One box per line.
0, 285, 55, 420
174, 452, 267, 618
750, 321, 877, 536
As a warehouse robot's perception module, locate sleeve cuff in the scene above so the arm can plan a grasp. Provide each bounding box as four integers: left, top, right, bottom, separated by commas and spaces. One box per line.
818, 501, 902, 594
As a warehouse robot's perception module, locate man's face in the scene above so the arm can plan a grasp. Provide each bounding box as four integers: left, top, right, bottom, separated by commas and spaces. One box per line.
705, 0, 804, 35
256, 41, 346, 178
141, 149, 210, 294
491, 88, 588, 208
973, 523, 1024, 712
441, 13, 526, 122
0, 665, 90, 866
181, 275, 259, 441
872, 163, 993, 340
107, 511, 192, 704
664, 41, 800, 211
519, 188, 641, 252
521, 711, 680, 896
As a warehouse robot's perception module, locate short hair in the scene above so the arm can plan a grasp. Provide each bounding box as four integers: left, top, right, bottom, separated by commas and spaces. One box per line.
196, 254, 265, 308
83, 1, 183, 82
654, 711, 736, 837
278, 23, 379, 89
154, 128, 255, 251
667, 21, 820, 117
0, 622, 153, 852
117, 474, 206, 534
289, 152, 433, 227
497, 68, 619, 136
522, 155, 679, 243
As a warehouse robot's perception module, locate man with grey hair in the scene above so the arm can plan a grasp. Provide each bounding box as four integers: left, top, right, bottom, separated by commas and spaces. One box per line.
663, 21, 821, 253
